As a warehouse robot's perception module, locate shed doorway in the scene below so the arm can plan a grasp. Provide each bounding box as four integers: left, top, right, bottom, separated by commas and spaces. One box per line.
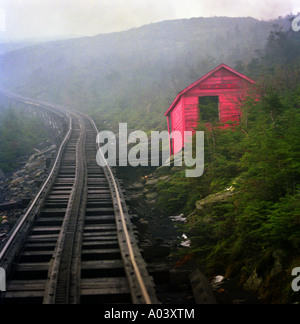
198, 96, 219, 123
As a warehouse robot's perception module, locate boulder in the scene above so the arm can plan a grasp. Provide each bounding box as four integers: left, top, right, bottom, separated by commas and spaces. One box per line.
170, 166, 185, 173
34, 170, 45, 179
25, 160, 43, 170
145, 179, 158, 186
159, 176, 170, 181
127, 182, 144, 191
196, 191, 234, 212
128, 194, 143, 208
137, 218, 149, 234
190, 269, 217, 304
155, 165, 171, 176
11, 177, 24, 185
145, 192, 158, 201
270, 249, 287, 277
244, 270, 263, 291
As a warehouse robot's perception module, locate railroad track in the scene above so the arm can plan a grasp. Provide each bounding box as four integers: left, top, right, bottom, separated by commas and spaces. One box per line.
0, 91, 158, 304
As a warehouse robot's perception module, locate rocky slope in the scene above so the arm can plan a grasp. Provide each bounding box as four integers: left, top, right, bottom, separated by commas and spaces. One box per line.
118, 165, 261, 304
0, 142, 56, 245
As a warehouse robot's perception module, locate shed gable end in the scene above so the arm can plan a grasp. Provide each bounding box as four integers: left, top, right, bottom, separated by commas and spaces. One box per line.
165, 64, 256, 155
195, 68, 252, 91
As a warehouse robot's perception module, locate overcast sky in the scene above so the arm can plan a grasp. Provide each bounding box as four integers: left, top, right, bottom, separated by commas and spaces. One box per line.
0, 0, 299, 41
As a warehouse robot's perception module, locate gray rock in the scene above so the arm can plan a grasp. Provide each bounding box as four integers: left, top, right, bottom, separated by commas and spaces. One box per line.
196, 191, 234, 211
145, 192, 158, 200
137, 218, 148, 234
271, 249, 287, 277
190, 269, 217, 304
34, 170, 45, 179
128, 194, 143, 207
170, 166, 185, 173
159, 176, 170, 181
148, 200, 157, 207
155, 165, 171, 176
25, 161, 43, 170
244, 270, 263, 291
145, 179, 159, 186
10, 177, 24, 185
127, 182, 144, 191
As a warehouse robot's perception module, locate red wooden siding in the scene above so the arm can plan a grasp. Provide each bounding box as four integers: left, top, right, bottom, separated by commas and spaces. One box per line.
170, 98, 184, 155
165, 64, 256, 154
184, 96, 199, 133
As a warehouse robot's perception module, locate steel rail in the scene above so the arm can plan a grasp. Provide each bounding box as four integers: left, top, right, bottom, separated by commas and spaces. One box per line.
0, 104, 73, 261
43, 111, 86, 304
88, 116, 153, 305
0, 90, 154, 304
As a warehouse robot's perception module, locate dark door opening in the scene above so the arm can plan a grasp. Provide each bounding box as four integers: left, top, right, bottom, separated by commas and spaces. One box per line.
198, 96, 219, 123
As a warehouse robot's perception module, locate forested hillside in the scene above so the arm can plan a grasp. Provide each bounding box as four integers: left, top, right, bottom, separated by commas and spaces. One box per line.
0, 40, 42, 56
157, 26, 300, 303
0, 106, 47, 172
0, 15, 299, 303
0, 17, 280, 131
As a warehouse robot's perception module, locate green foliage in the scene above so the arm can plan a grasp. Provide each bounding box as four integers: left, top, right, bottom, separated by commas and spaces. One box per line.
0, 106, 47, 172
235, 26, 300, 83
202, 86, 298, 254
263, 192, 300, 250
156, 27, 300, 302
157, 172, 192, 214
199, 96, 219, 123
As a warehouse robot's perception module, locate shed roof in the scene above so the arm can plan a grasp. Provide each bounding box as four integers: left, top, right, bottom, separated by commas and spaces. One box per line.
165, 63, 255, 116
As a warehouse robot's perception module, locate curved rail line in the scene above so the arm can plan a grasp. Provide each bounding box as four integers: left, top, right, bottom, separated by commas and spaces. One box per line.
89, 117, 152, 304
0, 112, 72, 262
0, 90, 158, 304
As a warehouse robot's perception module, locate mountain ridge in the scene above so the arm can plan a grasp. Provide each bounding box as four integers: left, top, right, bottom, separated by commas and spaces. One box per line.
0, 16, 282, 129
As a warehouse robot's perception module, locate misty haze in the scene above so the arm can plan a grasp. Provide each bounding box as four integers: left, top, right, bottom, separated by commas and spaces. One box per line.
0, 0, 300, 306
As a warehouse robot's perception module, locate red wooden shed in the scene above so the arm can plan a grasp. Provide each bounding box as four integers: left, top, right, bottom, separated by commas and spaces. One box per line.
165, 63, 256, 155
